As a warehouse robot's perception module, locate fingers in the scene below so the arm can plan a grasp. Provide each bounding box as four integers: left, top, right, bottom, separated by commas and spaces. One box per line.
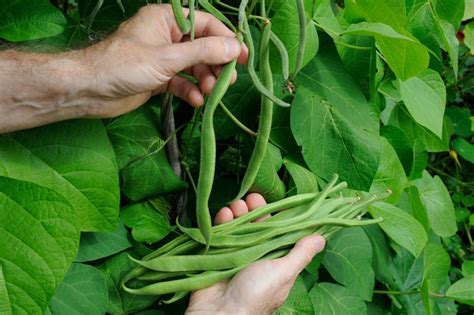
276, 235, 326, 276
167, 75, 204, 107
192, 65, 217, 95
214, 207, 234, 225
246, 193, 271, 222
163, 36, 243, 75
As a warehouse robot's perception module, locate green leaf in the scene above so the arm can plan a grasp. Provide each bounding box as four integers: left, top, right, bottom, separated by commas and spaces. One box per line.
291, 87, 382, 191
75, 220, 133, 262
121, 202, 171, 244
464, 0, 474, 20
283, 157, 319, 194
314, 0, 343, 35
345, 0, 406, 31
466, 22, 474, 54
380, 125, 414, 175
341, 22, 415, 41
309, 282, 367, 315
275, 277, 314, 314
369, 202, 427, 257
271, 0, 319, 75
432, 0, 465, 28
0, 120, 120, 231
412, 171, 457, 237
49, 263, 108, 314
249, 144, 286, 202
387, 105, 449, 153
446, 275, 474, 306
370, 138, 408, 203
363, 225, 392, 284
335, 34, 374, 84
408, 186, 430, 233
462, 260, 474, 277
400, 69, 447, 138
297, 49, 379, 132
322, 228, 374, 301
0, 177, 80, 314
445, 107, 472, 138
99, 252, 158, 314
423, 244, 450, 286
106, 106, 187, 201
451, 137, 474, 163
0, 0, 66, 42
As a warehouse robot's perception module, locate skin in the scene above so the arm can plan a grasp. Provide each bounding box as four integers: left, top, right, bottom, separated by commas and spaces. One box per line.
187, 193, 326, 315
0, 4, 248, 134
0, 4, 325, 313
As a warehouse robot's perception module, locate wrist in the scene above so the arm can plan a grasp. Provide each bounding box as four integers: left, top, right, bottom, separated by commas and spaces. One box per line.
0, 49, 97, 133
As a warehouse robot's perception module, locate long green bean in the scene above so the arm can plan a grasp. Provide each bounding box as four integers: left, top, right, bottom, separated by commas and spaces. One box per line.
234, 19, 274, 201
171, 0, 191, 33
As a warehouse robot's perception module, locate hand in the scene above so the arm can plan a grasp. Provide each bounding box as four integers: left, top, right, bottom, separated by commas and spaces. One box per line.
83, 4, 248, 118
185, 194, 326, 315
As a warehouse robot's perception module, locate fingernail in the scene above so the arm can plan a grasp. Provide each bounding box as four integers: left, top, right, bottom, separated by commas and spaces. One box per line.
314, 235, 326, 252
225, 38, 241, 58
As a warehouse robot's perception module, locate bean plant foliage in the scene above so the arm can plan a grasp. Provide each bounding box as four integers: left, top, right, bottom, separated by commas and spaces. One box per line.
0, 0, 473, 314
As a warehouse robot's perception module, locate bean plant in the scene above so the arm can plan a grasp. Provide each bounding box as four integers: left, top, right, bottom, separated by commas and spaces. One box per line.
0, 0, 473, 314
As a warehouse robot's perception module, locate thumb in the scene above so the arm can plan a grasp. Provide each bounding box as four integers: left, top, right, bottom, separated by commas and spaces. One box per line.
278, 235, 326, 276
163, 36, 242, 74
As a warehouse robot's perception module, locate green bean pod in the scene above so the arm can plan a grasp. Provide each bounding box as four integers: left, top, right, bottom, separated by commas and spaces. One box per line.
270, 31, 290, 80
199, 0, 236, 32
162, 291, 190, 304
196, 55, 239, 252
239, 3, 290, 107
123, 250, 288, 296
234, 20, 274, 202
189, 0, 196, 40
171, 0, 191, 34
130, 229, 313, 272
293, 0, 307, 78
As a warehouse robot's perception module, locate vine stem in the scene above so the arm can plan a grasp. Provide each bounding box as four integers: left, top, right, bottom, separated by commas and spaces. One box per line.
219, 101, 257, 137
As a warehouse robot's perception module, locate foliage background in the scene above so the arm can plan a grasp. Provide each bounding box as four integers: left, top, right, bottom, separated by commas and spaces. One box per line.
0, 0, 473, 314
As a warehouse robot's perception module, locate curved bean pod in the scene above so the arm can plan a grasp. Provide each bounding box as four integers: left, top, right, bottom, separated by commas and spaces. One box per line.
199, 0, 236, 32
196, 56, 239, 251
234, 20, 274, 201
171, 0, 191, 34
270, 31, 290, 80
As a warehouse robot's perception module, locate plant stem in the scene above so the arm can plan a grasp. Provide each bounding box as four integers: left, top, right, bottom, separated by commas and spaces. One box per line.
374, 289, 446, 299
219, 101, 257, 137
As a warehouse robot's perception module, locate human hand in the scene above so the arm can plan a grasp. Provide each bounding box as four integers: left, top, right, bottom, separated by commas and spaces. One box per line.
185, 194, 326, 315
83, 4, 247, 118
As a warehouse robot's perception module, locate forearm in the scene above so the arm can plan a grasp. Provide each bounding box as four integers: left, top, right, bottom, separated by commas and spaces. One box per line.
0, 49, 96, 134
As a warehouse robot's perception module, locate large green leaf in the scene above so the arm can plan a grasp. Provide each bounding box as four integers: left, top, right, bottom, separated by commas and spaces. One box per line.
445, 107, 473, 138
49, 263, 108, 314
451, 137, 474, 163
431, 0, 465, 28
363, 225, 392, 284
369, 202, 428, 257
297, 49, 379, 132
400, 69, 446, 138
370, 137, 408, 203
322, 228, 374, 301
270, 0, 318, 75
0, 120, 119, 231
275, 277, 314, 315
99, 252, 157, 314
387, 105, 449, 153
106, 106, 187, 201
344, 0, 406, 32
291, 86, 382, 191
309, 282, 367, 315
423, 244, 450, 286
121, 202, 171, 244
341, 22, 415, 41
249, 144, 286, 202
283, 157, 319, 194
75, 220, 133, 262
0, 0, 66, 42
412, 171, 457, 237
446, 275, 474, 306
0, 177, 80, 314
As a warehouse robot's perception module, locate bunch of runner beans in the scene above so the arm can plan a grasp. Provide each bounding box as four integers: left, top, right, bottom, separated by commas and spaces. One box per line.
122, 1, 383, 301
122, 176, 383, 301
